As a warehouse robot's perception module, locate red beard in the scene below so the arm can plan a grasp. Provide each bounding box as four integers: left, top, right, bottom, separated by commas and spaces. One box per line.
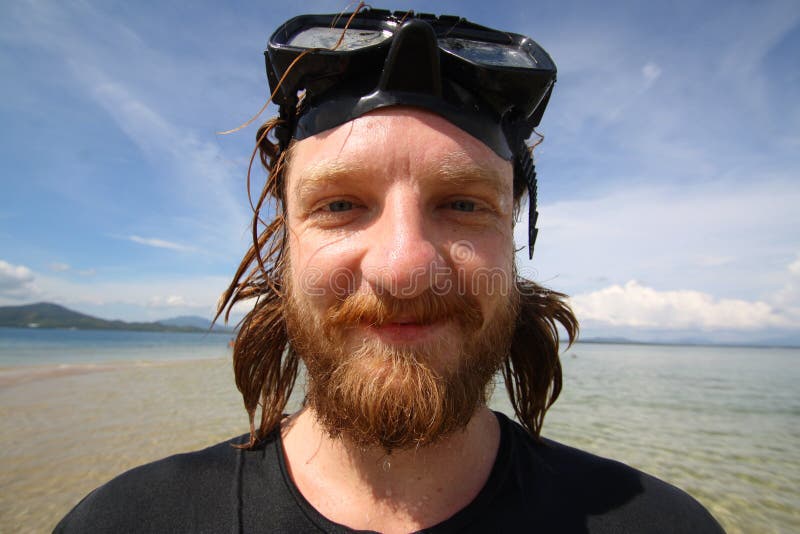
285, 281, 518, 451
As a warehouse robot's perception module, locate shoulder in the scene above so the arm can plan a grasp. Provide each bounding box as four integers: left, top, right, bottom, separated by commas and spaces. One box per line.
54, 434, 254, 533
496, 413, 725, 533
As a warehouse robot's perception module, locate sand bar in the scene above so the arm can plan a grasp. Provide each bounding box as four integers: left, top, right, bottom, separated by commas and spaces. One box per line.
0, 357, 290, 532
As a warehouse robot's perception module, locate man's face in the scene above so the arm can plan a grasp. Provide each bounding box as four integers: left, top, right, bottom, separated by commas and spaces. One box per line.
284, 107, 518, 449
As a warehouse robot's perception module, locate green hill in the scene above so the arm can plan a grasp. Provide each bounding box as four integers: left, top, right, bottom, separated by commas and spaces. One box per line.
0, 302, 209, 332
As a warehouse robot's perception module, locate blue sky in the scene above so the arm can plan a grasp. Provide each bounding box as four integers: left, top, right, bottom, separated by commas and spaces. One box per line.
1, 0, 798, 344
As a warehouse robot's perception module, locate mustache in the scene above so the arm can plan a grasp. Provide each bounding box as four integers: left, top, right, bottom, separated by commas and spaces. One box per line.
325, 289, 483, 332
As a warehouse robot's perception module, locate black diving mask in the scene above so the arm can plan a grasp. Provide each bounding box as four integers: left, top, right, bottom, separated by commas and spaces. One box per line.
265, 8, 557, 258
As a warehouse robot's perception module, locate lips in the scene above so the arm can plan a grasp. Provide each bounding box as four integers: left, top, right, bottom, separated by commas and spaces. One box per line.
366, 319, 445, 343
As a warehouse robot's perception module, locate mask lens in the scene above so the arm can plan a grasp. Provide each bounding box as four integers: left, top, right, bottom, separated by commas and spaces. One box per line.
288, 26, 392, 50
438, 37, 537, 68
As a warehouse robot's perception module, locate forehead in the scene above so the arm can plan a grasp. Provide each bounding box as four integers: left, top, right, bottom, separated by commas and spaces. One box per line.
285, 107, 513, 195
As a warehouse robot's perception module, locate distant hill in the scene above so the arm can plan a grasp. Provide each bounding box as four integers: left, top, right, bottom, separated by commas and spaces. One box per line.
0, 302, 219, 333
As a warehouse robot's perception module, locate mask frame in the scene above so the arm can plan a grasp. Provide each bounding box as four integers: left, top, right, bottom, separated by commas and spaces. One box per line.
265, 8, 556, 258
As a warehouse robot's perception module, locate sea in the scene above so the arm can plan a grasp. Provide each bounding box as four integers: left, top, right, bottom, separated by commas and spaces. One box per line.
0, 327, 798, 533
0, 326, 232, 366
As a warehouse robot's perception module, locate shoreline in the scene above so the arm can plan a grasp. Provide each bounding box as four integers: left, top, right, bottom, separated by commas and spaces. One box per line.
0, 356, 229, 388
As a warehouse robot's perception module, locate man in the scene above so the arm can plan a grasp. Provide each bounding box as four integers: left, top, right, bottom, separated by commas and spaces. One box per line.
57, 8, 724, 533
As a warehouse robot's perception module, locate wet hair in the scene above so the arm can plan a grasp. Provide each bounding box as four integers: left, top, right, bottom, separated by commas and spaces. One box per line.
216, 117, 579, 449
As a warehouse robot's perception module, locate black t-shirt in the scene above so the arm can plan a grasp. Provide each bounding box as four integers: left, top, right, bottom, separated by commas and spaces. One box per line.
55, 412, 724, 533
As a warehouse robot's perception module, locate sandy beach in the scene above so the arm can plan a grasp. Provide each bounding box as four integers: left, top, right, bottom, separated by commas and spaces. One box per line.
0, 358, 298, 532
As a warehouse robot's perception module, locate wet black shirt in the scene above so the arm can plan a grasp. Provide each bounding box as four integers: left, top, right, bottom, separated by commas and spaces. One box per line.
55, 412, 724, 533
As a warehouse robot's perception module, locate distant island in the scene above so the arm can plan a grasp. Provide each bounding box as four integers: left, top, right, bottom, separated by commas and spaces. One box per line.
0, 302, 233, 333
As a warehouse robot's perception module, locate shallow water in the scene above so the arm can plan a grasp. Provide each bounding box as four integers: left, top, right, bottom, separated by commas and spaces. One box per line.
0, 327, 232, 366
490, 343, 800, 533
0, 329, 797, 532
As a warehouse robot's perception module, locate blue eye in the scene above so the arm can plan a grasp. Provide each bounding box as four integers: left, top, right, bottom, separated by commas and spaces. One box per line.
451, 200, 475, 212
328, 200, 353, 212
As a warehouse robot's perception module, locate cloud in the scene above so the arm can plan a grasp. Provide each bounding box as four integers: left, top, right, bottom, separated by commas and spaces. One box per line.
715, 1, 800, 82
0, 260, 231, 321
695, 256, 734, 268
128, 235, 195, 252
49, 262, 71, 272
26, 272, 235, 321
0, 260, 40, 301
1, 1, 251, 260
771, 253, 800, 317
147, 295, 189, 308
516, 178, 800, 301
641, 62, 661, 89
537, 1, 800, 195
84, 78, 250, 256
570, 280, 793, 330
789, 255, 800, 277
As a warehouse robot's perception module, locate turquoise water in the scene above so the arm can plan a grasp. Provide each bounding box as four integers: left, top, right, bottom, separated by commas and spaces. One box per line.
1, 328, 797, 532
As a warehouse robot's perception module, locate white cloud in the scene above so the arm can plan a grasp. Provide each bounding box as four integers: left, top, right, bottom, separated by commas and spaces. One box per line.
539, 1, 800, 191
641, 62, 661, 89
789, 255, 800, 277
128, 235, 195, 252
0, 261, 233, 321
771, 253, 800, 317
695, 255, 734, 268
0, 2, 251, 260
517, 178, 800, 301
570, 280, 792, 330
27, 272, 234, 321
715, 1, 800, 82
147, 295, 189, 308
0, 260, 40, 301
697, 255, 735, 267
48, 262, 71, 272
87, 79, 248, 251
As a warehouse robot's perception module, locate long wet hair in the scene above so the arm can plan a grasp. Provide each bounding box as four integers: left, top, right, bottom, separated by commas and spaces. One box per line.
216, 118, 579, 449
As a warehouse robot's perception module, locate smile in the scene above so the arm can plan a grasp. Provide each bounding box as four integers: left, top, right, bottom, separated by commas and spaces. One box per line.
364, 320, 448, 344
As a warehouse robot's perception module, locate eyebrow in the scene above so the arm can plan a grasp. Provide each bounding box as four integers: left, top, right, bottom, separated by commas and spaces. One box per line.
292, 159, 371, 204
292, 151, 511, 203
432, 151, 511, 198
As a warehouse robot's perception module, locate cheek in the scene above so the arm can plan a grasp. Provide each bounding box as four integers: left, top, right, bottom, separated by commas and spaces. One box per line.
288, 232, 363, 300
451, 238, 515, 305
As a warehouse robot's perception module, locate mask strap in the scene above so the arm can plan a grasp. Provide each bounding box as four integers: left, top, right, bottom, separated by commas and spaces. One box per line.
515, 143, 539, 259
274, 105, 294, 153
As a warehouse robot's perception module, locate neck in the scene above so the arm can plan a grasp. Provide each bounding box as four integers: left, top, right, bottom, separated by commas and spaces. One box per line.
281, 406, 500, 533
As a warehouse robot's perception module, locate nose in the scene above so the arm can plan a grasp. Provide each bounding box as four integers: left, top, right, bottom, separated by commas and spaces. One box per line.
361, 186, 443, 299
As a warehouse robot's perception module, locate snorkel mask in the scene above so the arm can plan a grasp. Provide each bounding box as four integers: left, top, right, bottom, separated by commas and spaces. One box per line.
266, 8, 557, 258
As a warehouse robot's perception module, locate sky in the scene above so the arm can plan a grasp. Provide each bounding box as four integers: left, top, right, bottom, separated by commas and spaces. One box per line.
1, 0, 798, 345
